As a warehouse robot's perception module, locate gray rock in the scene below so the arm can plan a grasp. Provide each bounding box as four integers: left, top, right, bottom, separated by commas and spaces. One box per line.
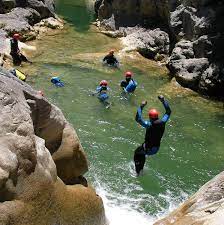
170, 4, 199, 40
122, 28, 170, 59
168, 58, 209, 90
0, 0, 16, 13
97, 0, 170, 28
170, 40, 194, 60
94, 0, 103, 14
199, 63, 224, 97
193, 35, 212, 58
27, 0, 54, 19
44, 0, 55, 14
0, 7, 41, 36
100, 14, 116, 31
0, 30, 7, 58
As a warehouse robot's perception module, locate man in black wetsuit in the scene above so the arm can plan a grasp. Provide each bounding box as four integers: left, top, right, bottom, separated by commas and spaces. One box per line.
103, 49, 118, 67
134, 95, 172, 175
10, 33, 31, 66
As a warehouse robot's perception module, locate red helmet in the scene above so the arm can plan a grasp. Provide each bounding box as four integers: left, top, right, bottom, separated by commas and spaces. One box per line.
13, 33, 20, 40
148, 109, 159, 119
109, 49, 115, 54
100, 80, 108, 86
125, 71, 133, 78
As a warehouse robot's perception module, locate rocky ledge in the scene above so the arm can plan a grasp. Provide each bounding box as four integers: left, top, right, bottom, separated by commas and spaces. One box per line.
0, 0, 64, 66
154, 171, 224, 225
0, 67, 107, 225
94, 0, 224, 99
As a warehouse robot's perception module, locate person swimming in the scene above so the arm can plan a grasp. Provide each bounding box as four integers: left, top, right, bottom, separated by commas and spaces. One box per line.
51, 77, 64, 87
120, 71, 137, 93
95, 80, 111, 108
103, 49, 119, 67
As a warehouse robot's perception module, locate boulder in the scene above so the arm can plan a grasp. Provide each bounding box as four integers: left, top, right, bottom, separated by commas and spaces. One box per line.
52, 124, 89, 185
167, 58, 209, 90
154, 171, 224, 225
0, 7, 41, 36
94, 0, 103, 14
121, 28, 170, 59
96, 0, 170, 28
193, 35, 212, 58
170, 40, 194, 60
27, 0, 55, 19
0, 67, 107, 225
199, 63, 224, 97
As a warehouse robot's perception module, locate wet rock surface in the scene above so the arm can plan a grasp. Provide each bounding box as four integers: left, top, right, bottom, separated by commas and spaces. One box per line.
0, 67, 107, 225
154, 171, 224, 225
95, 0, 224, 98
0, 0, 56, 39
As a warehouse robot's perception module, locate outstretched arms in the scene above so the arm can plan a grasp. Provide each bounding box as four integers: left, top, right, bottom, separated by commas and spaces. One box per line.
158, 95, 171, 123
135, 101, 151, 128
135, 96, 171, 127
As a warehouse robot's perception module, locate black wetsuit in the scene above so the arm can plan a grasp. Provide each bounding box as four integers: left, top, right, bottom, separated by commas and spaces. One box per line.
134, 100, 171, 175
103, 54, 118, 66
10, 38, 29, 65
120, 78, 131, 89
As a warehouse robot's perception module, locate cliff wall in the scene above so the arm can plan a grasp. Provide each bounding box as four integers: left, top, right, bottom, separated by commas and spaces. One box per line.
0, 67, 107, 225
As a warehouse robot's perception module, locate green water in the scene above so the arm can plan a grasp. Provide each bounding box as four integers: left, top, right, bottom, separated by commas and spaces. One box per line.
25, 0, 224, 221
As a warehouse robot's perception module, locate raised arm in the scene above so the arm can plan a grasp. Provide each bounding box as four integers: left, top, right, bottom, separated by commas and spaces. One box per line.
158, 95, 171, 123
135, 101, 151, 128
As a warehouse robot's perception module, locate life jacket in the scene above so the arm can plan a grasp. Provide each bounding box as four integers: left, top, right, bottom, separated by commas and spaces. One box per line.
97, 86, 109, 101
144, 119, 165, 148
125, 79, 137, 93
15, 70, 26, 81
51, 77, 64, 87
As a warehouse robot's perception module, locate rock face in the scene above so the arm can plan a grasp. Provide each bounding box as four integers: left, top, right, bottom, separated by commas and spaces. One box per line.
154, 171, 224, 225
121, 27, 170, 60
96, 0, 170, 29
0, 0, 56, 40
95, 0, 224, 98
0, 67, 107, 225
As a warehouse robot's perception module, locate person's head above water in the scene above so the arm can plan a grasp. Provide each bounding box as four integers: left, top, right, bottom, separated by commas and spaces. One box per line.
13, 33, 20, 40
148, 108, 159, 120
100, 80, 108, 86
125, 71, 133, 81
109, 49, 115, 55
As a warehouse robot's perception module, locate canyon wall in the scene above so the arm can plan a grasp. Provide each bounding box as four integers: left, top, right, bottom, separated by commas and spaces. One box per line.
95, 0, 224, 98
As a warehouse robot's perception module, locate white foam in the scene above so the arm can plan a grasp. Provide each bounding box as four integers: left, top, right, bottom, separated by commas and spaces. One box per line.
93, 180, 188, 225
97, 184, 156, 225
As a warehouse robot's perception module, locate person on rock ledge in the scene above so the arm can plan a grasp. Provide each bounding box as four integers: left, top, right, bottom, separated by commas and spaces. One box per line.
103, 49, 119, 67
10, 33, 32, 66
134, 95, 171, 175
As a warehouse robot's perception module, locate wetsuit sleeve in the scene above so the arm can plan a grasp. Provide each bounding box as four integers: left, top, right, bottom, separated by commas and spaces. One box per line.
161, 100, 171, 123
135, 106, 151, 128
103, 56, 108, 62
